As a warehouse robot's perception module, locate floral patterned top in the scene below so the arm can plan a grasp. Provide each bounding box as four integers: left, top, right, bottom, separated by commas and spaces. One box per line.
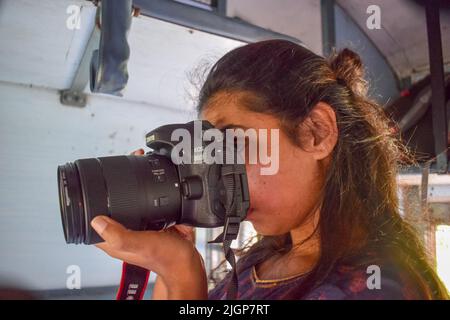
208, 252, 424, 300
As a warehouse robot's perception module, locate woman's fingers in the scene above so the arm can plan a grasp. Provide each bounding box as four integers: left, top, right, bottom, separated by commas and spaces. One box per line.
91, 216, 160, 269
91, 215, 155, 254
90, 215, 196, 274
131, 148, 145, 156
171, 225, 195, 242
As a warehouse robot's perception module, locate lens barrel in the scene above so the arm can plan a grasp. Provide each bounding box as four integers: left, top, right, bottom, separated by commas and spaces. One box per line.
58, 154, 181, 244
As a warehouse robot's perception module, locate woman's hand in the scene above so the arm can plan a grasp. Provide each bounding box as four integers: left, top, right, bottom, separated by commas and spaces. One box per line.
90, 149, 207, 299
151, 223, 199, 300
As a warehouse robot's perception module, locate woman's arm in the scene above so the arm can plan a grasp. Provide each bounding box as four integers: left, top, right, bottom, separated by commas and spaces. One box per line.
151, 275, 169, 300
152, 260, 208, 300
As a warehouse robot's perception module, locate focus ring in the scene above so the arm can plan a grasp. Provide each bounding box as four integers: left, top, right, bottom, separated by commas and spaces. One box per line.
98, 156, 141, 229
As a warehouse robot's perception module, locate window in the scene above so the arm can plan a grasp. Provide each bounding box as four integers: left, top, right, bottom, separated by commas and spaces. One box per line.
173, 0, 218, 12
436, 225, 450, 292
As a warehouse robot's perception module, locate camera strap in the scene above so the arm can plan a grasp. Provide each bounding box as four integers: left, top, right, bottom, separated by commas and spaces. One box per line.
117, 218, 151, 300
208, 164, 247, 300
116, 262, 150, 300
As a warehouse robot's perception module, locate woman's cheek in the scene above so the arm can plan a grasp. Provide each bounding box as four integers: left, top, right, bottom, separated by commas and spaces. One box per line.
246, 163, 280, 209
245, 163, 265, 207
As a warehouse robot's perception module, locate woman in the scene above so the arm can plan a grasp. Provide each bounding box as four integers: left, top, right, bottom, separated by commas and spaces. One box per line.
91, 40, 448, 300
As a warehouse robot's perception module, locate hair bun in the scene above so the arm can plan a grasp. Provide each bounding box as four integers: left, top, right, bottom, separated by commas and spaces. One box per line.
329, 48, 368, 97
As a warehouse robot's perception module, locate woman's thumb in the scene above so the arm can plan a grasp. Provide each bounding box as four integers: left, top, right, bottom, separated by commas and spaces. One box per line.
91, 215, 127, 247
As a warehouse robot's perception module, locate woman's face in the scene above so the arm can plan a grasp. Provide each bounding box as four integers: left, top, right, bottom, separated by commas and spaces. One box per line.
200, 92, 336, 236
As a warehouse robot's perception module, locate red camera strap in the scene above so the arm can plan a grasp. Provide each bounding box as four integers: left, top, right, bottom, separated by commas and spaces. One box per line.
116, 262, 150, 300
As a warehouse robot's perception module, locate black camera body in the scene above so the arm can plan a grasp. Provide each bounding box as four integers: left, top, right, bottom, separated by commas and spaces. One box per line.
58, 120, 250, 245
145, 120, 249, 228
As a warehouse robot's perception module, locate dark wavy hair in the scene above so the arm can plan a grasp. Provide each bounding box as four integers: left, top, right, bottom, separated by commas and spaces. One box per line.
195, 39, 448, 299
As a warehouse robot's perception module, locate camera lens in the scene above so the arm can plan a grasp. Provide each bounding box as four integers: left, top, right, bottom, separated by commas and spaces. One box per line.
58, 162, 85, 244
57, 154, 181, 244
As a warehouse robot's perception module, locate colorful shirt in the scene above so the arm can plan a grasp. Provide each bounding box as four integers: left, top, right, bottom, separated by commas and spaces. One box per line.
208, 253, 423, 300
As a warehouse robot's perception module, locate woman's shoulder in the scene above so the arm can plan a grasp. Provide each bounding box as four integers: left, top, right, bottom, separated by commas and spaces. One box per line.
303, 254, 423, 300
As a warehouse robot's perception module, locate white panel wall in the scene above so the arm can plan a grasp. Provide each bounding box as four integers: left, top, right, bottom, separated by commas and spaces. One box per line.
0, 0, 244, 290
0, 82, 190, 290
227, 0, 323, 55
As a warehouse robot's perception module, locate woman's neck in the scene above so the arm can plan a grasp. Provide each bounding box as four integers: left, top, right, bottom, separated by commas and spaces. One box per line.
289, 207, 321, 259
255, 208, 321, 281
284, 208, 321, 273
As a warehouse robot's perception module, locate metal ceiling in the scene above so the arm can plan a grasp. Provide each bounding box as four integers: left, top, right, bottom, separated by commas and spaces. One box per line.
336, 0, 450, 81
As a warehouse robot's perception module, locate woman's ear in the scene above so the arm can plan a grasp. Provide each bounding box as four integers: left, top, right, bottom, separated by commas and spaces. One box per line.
297, 102, 338, 160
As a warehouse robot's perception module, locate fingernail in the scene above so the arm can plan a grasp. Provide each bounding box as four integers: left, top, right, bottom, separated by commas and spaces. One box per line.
91, 216, 108, 235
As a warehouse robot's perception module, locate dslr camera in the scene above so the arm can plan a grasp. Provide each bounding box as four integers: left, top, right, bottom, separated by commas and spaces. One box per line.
57, 120, 250, 245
